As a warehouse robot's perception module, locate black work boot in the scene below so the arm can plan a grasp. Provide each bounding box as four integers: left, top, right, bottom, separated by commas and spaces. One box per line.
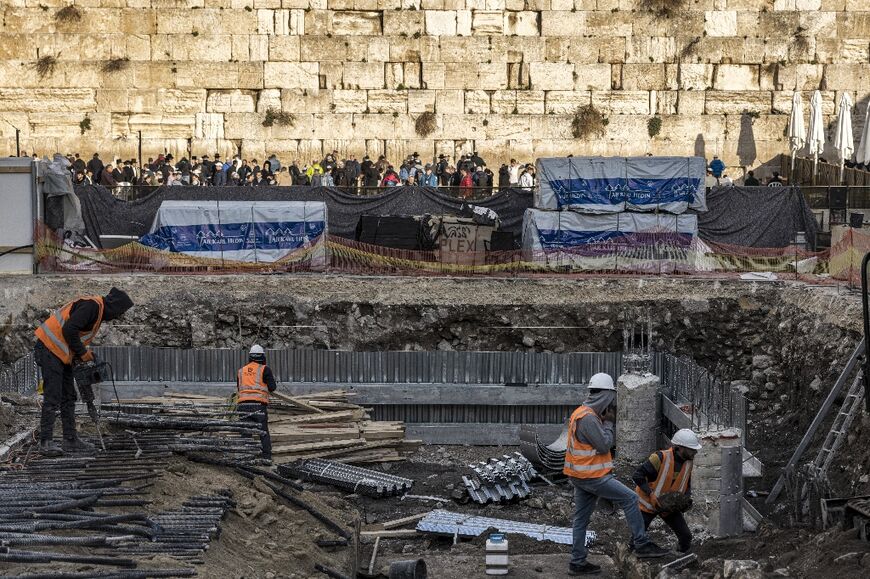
38, 439, 64, 457
62, 435, 95, 453
568, 562, 602, 575
635, 541, 670, 558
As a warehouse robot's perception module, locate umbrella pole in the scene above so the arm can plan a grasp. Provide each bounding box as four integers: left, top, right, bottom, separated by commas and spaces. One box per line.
790, 151, 796, 184
813, 152, 818, 185
840, 159, 845, 184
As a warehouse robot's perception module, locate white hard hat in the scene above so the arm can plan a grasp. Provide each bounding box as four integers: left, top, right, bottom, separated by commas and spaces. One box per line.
249, 344, 265, 355
588, 373, 616, 391
671, 429, 702, 450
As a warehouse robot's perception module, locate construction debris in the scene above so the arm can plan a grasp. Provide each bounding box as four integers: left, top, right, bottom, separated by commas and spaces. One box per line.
462, 452, 538, 504
415, 510, 596, 546
279, 458, 414, 497
519, 424, 567, 472
115, 390, 422, 464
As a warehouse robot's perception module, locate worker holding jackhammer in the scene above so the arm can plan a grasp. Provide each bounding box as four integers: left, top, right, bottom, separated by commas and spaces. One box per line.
236, 344, 277, 464
631, 428, 702, 554
33, 287, 134, 456
565, 372, 669, 576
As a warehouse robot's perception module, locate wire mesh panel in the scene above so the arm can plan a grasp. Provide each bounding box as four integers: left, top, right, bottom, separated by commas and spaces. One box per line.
0, 351, 38, 394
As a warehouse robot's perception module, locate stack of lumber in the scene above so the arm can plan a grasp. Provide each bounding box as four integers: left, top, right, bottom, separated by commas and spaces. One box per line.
268, 390, 421, 464
115, 390, 421, 464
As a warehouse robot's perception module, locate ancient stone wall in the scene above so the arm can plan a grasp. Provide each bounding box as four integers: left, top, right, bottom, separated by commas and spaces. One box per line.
1, 1, 868, 170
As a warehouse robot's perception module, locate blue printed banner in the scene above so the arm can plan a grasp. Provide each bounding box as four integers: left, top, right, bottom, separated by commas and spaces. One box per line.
140, 220, 325, 253
536, 157, 708, 214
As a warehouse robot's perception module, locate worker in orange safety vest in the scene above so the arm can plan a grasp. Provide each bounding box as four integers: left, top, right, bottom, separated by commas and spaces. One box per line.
33, 288, 133, 456
564, 373, 669, 576
632, 429, 702, 553
236, 344, 277, 463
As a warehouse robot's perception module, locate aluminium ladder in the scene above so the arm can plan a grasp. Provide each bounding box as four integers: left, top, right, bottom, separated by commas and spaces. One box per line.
811, 370, 866, 480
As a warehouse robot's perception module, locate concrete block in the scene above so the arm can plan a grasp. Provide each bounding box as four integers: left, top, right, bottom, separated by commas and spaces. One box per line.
425, 10, 457, 36
529, 62, 575, 91
616, 373, 660, 464
264, 62, 320, 89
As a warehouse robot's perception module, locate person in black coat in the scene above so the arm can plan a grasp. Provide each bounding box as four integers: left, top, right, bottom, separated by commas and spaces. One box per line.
86, 154, 104, 184
498, 164, 511, 189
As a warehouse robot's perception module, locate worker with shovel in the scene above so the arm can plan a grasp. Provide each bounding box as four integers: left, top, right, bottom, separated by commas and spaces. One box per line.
565, 373, 669, 576
632, 428, 702, 554
33, 287, 134, 456
236, 344, 277, 464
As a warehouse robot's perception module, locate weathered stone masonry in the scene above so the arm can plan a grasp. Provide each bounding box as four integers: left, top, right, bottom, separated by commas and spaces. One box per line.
0, 1, 868, 170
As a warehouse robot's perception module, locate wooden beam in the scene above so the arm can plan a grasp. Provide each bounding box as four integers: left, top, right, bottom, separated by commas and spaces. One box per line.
381, 512, 431, 530
272, 390, 326, 414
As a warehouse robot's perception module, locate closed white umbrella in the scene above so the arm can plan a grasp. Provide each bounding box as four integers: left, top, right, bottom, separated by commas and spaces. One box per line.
833, 92, 854, 183
806, 90, 826, 184
856, 101, 870, 166
787, 91, 806, 181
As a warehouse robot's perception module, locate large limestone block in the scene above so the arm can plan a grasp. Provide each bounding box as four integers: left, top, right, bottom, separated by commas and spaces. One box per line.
384, 10, 425, 35
574, 63, 612, 91
403, 63, 423, 89
126, 90, 158, 115
257, 88, 283, 112
281, 88, 333, 113
264, 62, 320, 89
444, 62, 481, 89
439, 37, 491, 63
0, 89, 96, 113
824, 64, 870, 91
713, 64, 759, 91
472, 10, 503, 35
772, 90, 835, 115
300, 37, 347, 61
331, 10, 382, 35
615, 373, 660, 464
529, 62, 575, 91
206, 90, 257, 113
389, 37, 440, 62
491, 37, 545, 63
704, 11, 737, 37
760, 63, 824, 91
195, 113, 225, 140
491, 90, 517, 114
516, 90, 545, 114
705, 91, 771, 114
585, 10, 632, 37
679, 64, 714, 90
367, 89, 408, 113
435, 89, 464, 113
158, 89, 207, 114
485, 115, 531, 140
408, 89, 436, 113
677, 91, 705, 115
270, 36, 301, 61
304, 9, 332, 35
541, 11, 586, 37
422, 62, 446, 89
385, 62, 404, 88
321, 62, 345, 89
626, 36, 677, 65
464, 90, 490, 113
622, 64, 671, 90
456, 9, 472, 36
592, 90, 650, 115
425, 10, 457, 36
223, 112, 267, 140
478, 63, 508, 90
837, 12, 870, 38
121, 113, 196, 139
342, 62, 385, 89
250, 35, 270, 61
332, 89, 368, 112
503, 11, 538, 36
95, 90, 128, 112
544, 90, 591, 114
442, 113, 485, 139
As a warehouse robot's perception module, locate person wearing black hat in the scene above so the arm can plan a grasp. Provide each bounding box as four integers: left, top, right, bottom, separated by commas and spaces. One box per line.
436, 154, 449, 183
33, 288, 134, 456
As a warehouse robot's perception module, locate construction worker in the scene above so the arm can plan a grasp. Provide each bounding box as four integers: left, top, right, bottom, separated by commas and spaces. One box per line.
236, 345, 277, 463
34, 287, 134, 456
632, 428, 702, 553
565, 372, 669, 576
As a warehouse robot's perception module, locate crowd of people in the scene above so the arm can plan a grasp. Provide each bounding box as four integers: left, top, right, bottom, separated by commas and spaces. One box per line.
50, 150, 538, 197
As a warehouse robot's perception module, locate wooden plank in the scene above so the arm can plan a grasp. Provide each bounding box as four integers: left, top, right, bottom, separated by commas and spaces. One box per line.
660, 395, 693, 430
272, 391, 326, 414
269, 410, 363, 425
271, 439, 366, 455
381, 512, 431, 530
360, 529, 419, 538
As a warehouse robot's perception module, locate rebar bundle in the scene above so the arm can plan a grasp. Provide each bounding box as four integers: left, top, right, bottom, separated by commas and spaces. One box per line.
462, 452, 538, 504
279, 458, 414, 497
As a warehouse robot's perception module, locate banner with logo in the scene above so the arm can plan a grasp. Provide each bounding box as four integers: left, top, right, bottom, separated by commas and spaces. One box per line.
139, 201, 327, 265
535, 156, 707, 214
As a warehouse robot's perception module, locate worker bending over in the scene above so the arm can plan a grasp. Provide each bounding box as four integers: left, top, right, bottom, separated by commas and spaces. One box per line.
34, 287, 134, 456
632, 428, 702, 554
236, 344, 277, 463
565, 373, 668, 576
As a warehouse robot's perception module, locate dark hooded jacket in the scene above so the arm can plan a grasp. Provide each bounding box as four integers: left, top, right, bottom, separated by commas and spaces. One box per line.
60, 287, 134, 362
575, 388, 615, 454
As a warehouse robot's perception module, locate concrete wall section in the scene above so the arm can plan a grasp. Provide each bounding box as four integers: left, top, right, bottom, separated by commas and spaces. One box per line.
0, 3, 868, 170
